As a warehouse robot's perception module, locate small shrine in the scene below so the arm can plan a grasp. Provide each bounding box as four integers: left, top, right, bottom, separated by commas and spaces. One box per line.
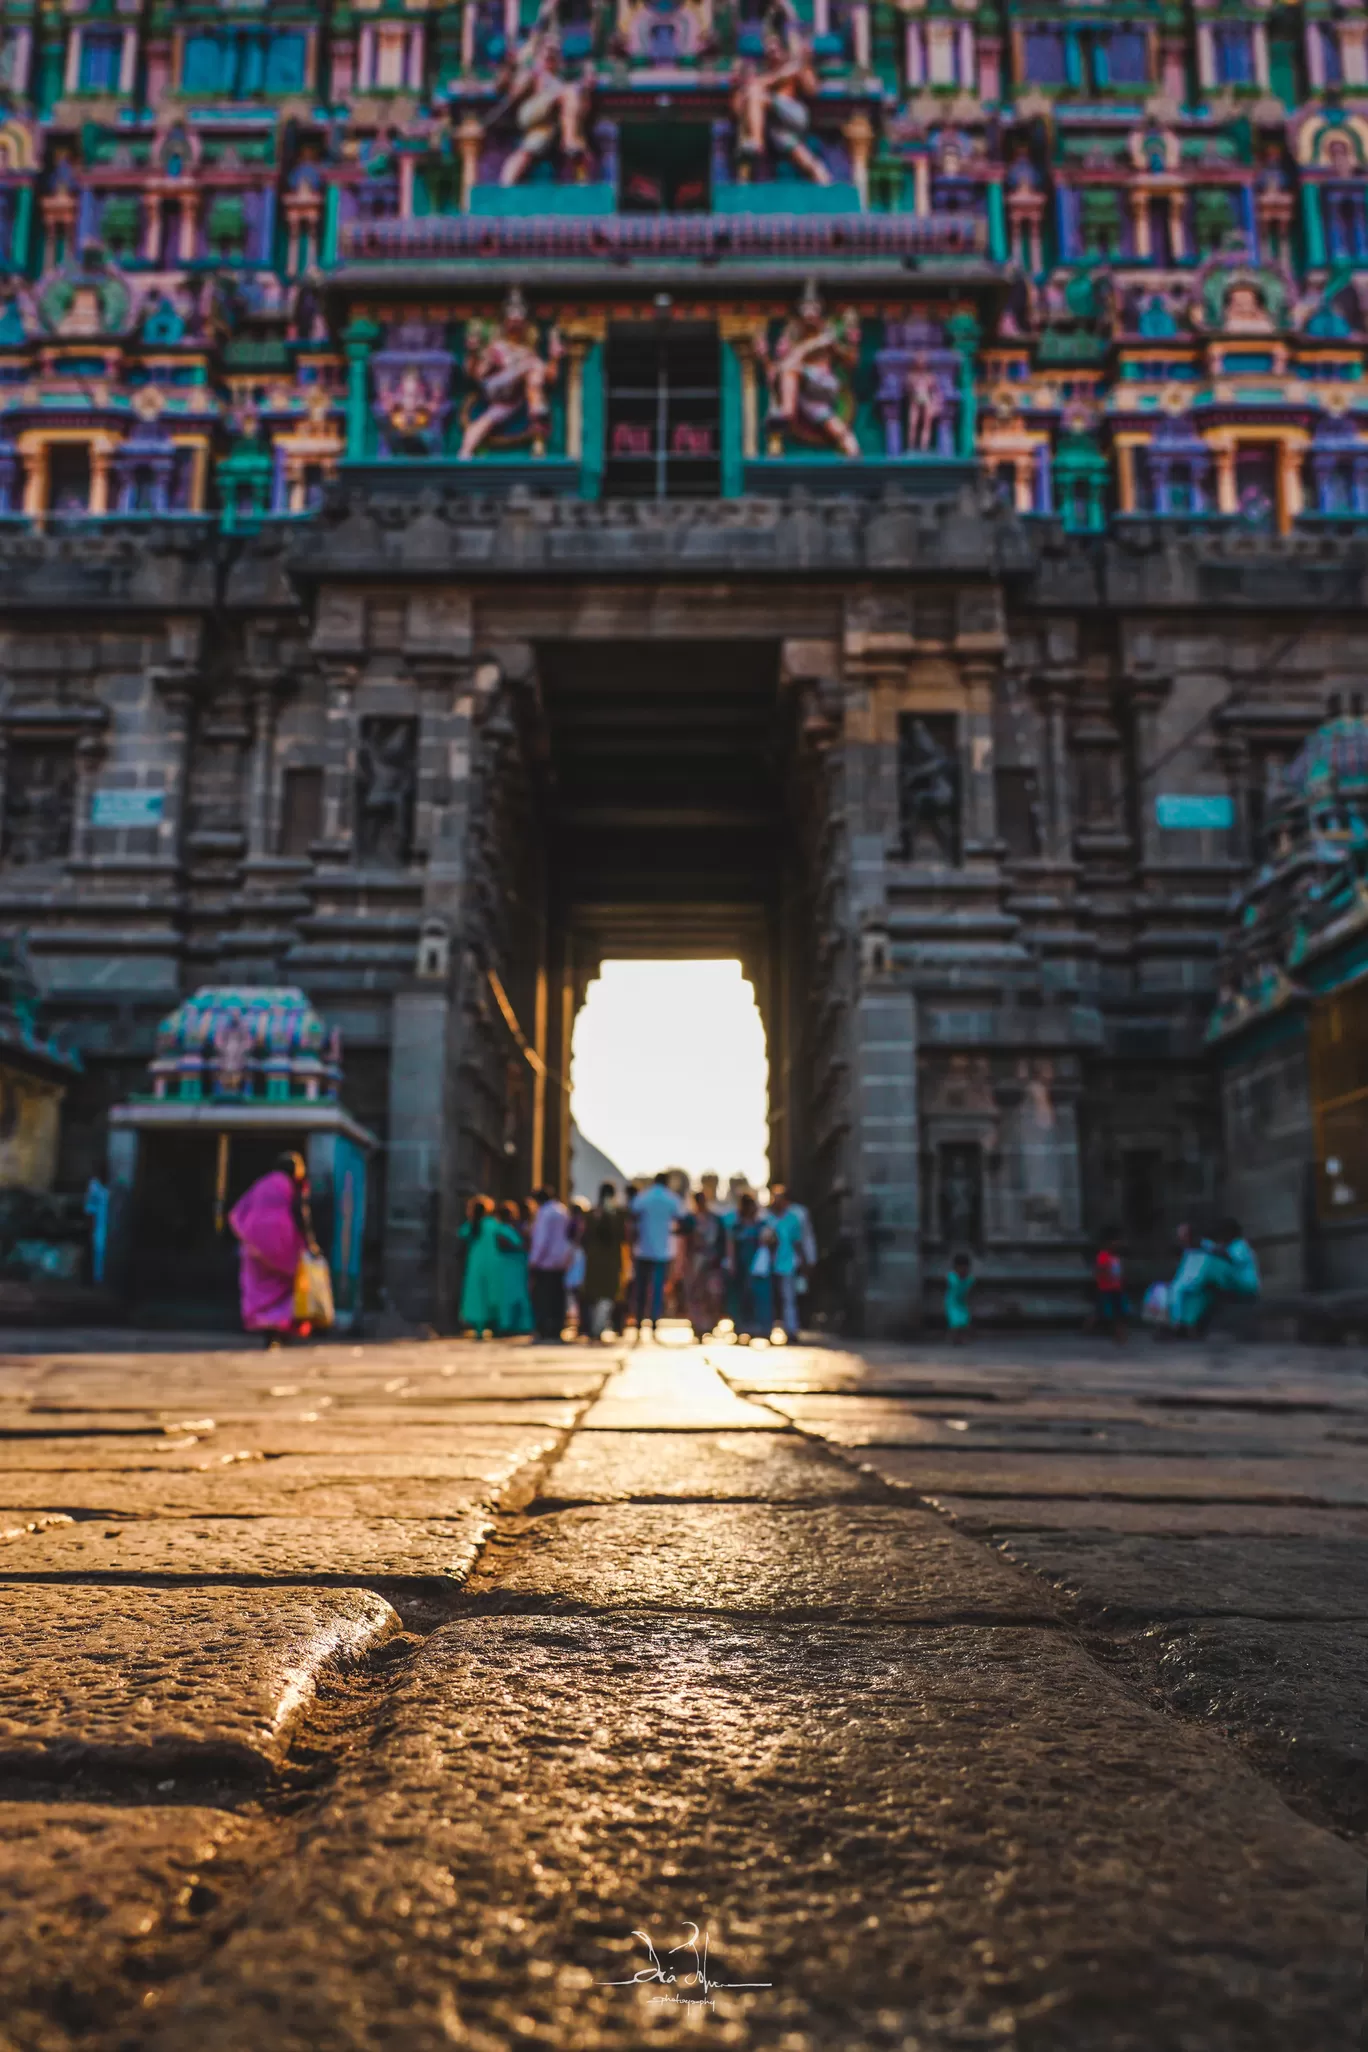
106, 987, 377, 1331
0, 937, 88, 1303
0, 936, 82, 1195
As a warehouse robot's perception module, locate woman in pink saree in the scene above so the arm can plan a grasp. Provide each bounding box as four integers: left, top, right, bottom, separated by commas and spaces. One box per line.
228, 1152, 311, 1340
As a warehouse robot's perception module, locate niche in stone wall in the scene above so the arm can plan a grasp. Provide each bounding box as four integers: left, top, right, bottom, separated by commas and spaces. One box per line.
279, 766, 323, 858
355, 717, 417, 866
937, 1140, 984, 1250
1, 740, 76, 867
897, 712, 960, 864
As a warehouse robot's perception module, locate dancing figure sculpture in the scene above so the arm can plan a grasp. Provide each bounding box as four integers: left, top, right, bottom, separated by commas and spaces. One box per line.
898, 718, 959, 863
460, 290, 563, 459
495, 18, 591, 187
761, 285, 861, 457
732, 11, 830, 187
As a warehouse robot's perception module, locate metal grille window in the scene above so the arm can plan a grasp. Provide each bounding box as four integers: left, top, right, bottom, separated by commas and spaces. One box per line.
604, 323, 720, 500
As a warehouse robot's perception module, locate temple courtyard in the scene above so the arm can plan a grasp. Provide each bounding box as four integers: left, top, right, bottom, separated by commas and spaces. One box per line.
0, 1328, 1363, 2050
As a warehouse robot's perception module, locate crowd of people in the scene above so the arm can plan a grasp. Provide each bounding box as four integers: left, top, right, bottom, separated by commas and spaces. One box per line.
228, 1153, 1262, 1351
457, 1171, 817, 1345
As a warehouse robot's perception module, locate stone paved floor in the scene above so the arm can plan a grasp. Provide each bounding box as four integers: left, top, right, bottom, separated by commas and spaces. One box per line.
0, 1327, 1364, 2050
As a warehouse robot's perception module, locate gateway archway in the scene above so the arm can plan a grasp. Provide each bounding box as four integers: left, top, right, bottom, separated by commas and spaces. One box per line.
570, 960, 770, 1195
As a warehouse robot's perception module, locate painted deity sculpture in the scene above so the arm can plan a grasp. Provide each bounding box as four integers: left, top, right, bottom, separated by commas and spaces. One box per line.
372, 321, 453, 458
904, 354, 946, 451
460, 290, 563, 459
732, 14, 829, 187
616, 0, 714, 61
495, 21, 592, 187
761, 286, 860, 457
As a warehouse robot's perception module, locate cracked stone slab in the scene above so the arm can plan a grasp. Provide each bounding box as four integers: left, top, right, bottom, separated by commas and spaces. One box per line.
989, 1531, 1368, 1623
1134, 1619, 1368, 1842
1, 1803, 273, 2052
201, 1401, 583, 1428
0, 1586, 399, 1772
539, 1430, 875, 1503
1, 1512, 492, 1582
487, 1502, 1055, 1622
0, 1424, 565, 1466
765, 1397, 1357, 1459
0, 1471, 513, 1521
832, 1445, 1368, 1504
0, 1437, 233, 1470
139, 1615, 1364, 2052
277, 1374, 609, 1402
0, 1448, 554, 1512
926, 1495, 1368, 1537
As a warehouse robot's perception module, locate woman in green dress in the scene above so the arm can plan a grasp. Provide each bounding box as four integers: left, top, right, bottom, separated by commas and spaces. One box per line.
496, 1199, 535, 1337
458, 1197, 507, 1337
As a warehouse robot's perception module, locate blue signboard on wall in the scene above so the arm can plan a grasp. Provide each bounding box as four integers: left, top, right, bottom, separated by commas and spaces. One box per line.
1155, 794, 1234, 831
91, 790, 165, 827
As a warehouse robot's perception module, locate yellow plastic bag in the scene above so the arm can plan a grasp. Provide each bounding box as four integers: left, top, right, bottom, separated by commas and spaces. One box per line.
293, 1251, 335, 1330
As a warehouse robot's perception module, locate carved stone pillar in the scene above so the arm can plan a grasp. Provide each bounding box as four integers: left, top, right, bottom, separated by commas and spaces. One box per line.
1216, 730, 1251, 865
317, 663, 358, 862
150, 669, 195, 871
1042, 684, 1075, 862
959, 655, 999, 860
1132, 681, 1171, 869
69, 732, 108, 864
245, 675, 281, 862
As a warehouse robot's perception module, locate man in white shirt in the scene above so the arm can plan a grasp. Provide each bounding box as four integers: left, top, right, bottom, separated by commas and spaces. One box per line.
630, 1171, 686, 1337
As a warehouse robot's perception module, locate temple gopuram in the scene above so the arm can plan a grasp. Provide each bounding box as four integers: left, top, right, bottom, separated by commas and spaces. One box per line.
0, 0, 1365, 1329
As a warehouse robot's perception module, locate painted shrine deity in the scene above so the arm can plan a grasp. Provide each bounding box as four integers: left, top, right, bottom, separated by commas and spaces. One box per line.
616, 0, 714, 62
761, 285, 861, 457
373, 322, 453, 458
495, 16, 592, 186
732, 10, 829, 186
459, 291, 562, 459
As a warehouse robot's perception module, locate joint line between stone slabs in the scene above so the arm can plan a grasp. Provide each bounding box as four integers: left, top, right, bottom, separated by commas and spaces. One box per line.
449, 1593, 1074, 1630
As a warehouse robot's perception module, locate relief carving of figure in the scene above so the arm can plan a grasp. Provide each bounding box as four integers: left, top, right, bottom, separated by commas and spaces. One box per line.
732, 7, 830, 187
495, 12, 591, 187
761, 284, 860, 457
898, 716, 959, 862
459, 289, 563, 458
356, 719, 417, 867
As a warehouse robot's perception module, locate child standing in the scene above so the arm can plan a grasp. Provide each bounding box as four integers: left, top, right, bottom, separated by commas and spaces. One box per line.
1093, 1229, 1127, 1343
945, 1251, 974, 1344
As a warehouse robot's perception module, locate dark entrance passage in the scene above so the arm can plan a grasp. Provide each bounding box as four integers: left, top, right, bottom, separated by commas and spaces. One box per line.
532, 641, 790, 1196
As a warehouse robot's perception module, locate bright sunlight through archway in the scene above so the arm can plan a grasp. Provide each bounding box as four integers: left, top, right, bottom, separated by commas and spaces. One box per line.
571, 960, 769, 1191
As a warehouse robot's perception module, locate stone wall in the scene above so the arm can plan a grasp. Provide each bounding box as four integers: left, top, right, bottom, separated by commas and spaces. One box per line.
0, 506, 1360, 1328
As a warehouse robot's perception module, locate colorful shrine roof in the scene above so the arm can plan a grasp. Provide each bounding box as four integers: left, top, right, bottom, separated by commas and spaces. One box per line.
148, 986, 343, 1101
0, 2, 1363, 531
